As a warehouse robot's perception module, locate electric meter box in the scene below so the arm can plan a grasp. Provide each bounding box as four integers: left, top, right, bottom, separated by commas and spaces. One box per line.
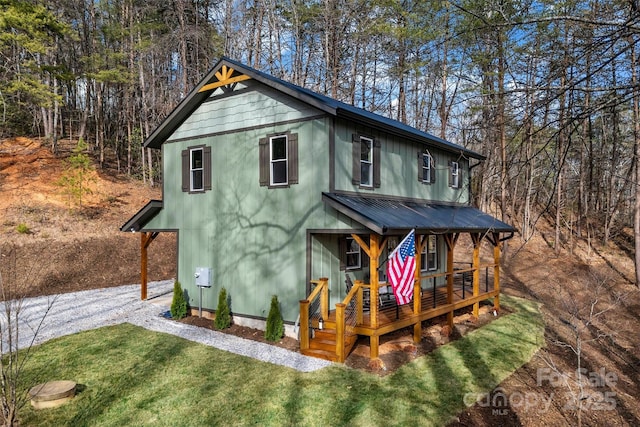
194, 267, 212, 288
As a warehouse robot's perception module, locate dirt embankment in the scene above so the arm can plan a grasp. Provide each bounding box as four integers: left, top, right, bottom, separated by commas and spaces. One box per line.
1, 137, 176, 297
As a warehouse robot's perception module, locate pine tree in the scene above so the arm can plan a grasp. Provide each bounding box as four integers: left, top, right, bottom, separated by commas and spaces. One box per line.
265, 295, 284, 342
170, 281, 187, 319
56, 139, 96, 208
214, 287, 231, 330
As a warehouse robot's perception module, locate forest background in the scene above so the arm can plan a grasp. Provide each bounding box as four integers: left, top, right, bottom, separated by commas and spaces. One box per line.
2, 0, 640, 282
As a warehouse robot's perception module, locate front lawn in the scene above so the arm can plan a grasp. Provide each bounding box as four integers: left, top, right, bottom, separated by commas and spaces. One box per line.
18, 295, 543, 426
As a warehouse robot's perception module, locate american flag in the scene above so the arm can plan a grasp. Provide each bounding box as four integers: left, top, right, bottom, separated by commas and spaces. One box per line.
387, 229, 416, 305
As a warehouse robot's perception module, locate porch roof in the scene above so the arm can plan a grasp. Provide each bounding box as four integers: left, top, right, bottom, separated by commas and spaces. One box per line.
120, 200, 163, 232
322, 192, 516, 236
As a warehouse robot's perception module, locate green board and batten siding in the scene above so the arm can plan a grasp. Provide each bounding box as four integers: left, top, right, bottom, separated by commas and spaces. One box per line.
145, 84, 356, 321
145, 82, 459, 322
333, 119, 469, 204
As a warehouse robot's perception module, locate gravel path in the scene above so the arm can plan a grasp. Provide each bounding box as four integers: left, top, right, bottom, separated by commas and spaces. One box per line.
4, 280, 333, 373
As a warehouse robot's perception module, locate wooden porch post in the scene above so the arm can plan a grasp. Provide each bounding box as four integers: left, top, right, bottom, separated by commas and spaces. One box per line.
355, 280, 364, 325
299, 299, 310, 350
319, 277, 329, 321
444, 233, 458, 329
369, 233, 380, 359
471, 233, 482, 318
413, 234, 426, 343
140, 231, 159, 300
335, 303, 346, 362
492, 232, 501, 310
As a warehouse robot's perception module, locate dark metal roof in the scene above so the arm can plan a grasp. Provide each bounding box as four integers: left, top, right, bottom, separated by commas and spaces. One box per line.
323, 193, 516, 236
145, 57, 485, 160
120, 200, 163, 232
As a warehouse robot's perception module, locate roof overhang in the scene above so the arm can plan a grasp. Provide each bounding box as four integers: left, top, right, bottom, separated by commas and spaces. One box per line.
120, 200, 163, 232
322, 192, 516, 237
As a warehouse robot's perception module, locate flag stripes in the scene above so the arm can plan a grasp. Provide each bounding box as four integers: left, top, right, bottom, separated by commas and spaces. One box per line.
387, 229, 416, 305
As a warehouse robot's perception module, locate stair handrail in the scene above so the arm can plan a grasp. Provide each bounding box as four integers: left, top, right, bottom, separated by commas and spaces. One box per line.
299, 278, 329, 352
335, 279, 367, 362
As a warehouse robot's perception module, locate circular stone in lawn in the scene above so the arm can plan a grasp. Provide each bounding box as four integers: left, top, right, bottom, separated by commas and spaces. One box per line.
29, 380, 77, 409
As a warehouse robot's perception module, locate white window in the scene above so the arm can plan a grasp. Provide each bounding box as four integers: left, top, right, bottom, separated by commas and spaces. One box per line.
190, 147, 204, 191
422, 152, 432, 183
360, 136, 373, 187
270, 135, 288, 186
450, 161, 459, 188
421, 235, 438, 271
346, 237, 361, 270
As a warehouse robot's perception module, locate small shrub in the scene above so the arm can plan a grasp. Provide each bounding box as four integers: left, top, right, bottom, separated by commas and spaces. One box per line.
265, 295, 284, 342
170, 281, 187, 319
214, 287, 231, 330
16, 223, 30, 234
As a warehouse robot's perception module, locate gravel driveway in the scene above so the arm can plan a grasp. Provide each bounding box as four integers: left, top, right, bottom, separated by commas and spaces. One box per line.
3, 280, 332, 372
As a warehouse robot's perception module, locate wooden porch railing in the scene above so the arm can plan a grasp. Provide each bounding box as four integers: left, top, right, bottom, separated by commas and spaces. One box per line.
301, 263, 498, 362
299, 278, 329, 351
335, 279, 367, 362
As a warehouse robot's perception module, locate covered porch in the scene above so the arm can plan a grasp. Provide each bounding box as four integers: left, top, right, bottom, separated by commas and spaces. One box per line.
300, 193, 515, 362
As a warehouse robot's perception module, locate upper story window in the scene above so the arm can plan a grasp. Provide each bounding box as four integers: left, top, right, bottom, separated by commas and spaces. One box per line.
190, 147, 204, 191
420, 235, 438, 271
181, 145, 211, 193
419, 150, 435, 184
351, 134, 380, 189
360, 137, 373, 187
259, 132, 298, 188
449, 161, 460, 189
270, 135, 288, 186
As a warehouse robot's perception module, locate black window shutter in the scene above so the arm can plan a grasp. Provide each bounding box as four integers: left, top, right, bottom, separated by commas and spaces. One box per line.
431, 155, 437, 183
339, 237, 347, 271
203, 146, 212, 190
181, 149, 189, 192
288, 133, 298, 184
373, 139, 381, 188
417, 151, 423, 182
351, 133, 361, 185
259, 137, 268, 186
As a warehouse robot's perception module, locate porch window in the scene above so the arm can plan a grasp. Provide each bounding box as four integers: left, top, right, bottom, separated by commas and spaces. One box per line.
421, 235, 438, 271
351, 134, 380, 188
181, 145, 211, 193
449, 161, 460, 189
259, 132, 298, 187
345, 237, 361, 270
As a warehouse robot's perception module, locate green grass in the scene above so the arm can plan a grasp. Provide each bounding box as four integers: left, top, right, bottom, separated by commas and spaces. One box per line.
18, 295, 543, 426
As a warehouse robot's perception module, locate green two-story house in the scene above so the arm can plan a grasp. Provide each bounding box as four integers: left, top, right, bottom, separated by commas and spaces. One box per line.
122, 57, 514, 362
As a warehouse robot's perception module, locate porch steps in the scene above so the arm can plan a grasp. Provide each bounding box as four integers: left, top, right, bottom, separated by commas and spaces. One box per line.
301, 329, 358, 362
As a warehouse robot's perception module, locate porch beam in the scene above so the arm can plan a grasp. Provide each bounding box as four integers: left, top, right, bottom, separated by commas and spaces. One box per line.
350, 233, 370, 258
471, 233, 482, 318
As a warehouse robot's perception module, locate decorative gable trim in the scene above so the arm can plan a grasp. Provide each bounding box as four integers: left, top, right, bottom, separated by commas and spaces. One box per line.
198, 65, 251, 93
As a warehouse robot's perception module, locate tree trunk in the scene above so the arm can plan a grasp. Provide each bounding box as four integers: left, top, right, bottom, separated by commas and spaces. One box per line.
630, 34, 640, 287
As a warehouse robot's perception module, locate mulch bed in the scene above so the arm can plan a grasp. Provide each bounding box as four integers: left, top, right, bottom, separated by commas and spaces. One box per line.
176, 302, 506, 376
